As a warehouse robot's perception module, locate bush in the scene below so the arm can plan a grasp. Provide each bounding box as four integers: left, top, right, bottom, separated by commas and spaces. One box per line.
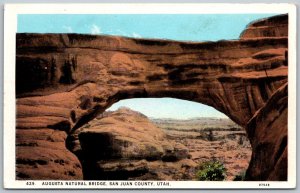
233, 170, 246, 181
196, 161, 227, 181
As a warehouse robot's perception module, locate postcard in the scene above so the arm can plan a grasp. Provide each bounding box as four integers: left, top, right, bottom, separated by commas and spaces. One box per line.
3, 3, 297, 189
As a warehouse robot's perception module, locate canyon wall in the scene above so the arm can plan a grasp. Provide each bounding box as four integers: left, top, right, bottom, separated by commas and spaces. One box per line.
15, 14, 288, 180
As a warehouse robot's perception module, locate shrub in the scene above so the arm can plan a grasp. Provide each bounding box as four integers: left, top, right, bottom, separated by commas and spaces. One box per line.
233, 170, 246, 181
196, 161, 227, 181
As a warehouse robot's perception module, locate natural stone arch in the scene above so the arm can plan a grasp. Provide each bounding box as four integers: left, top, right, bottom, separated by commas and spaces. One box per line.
16, 14, 288, 181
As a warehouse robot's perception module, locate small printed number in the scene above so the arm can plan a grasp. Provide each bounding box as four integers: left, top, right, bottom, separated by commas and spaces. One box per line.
259, 183, 270, 187
26, 182, 35, 185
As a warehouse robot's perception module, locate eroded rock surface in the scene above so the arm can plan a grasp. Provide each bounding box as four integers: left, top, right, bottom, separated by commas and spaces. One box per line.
16, 129, 82, 180
245, 83, 288, 180
68, 107, 191, 180
15, 14, 288, 180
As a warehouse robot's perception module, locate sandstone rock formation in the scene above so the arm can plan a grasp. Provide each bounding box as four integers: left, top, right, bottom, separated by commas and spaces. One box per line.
246, 83, 288, 180
68, 107, 191, 180
16, 129, 83, 180
15, 14, 288, 180
240, 14, 288, 39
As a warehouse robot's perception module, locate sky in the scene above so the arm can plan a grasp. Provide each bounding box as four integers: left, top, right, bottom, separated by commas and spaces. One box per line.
17, 14, 278, 41
107, 98, 227, 119
18, 14, 279, 119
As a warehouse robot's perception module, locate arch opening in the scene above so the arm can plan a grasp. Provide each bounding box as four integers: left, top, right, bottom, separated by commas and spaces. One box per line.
69, 97, 252, 181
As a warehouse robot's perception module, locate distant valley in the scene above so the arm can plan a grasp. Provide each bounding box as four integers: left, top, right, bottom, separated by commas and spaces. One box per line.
151, 115, 251, 180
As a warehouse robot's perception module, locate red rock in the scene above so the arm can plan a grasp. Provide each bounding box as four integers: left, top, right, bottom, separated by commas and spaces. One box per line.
240, 14, 288, 39
15, 14, 288, 180
245, 83, 287, 180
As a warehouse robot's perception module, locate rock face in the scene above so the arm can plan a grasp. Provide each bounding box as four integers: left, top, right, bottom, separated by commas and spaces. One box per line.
16, 129, 83, 180
245, 83, 288, 180
69, 107, 192, 180
15, 14, 288, 180
240, 14, 288, 39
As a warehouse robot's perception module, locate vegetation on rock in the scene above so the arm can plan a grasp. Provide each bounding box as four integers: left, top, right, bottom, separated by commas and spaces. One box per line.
196, 161, 227, 181
233, 170, 246, 181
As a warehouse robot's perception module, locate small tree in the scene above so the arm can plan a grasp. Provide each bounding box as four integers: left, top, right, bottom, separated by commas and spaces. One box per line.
233, 170, 246, 181
207, 130, 214, 141
196, 161, 227, 181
